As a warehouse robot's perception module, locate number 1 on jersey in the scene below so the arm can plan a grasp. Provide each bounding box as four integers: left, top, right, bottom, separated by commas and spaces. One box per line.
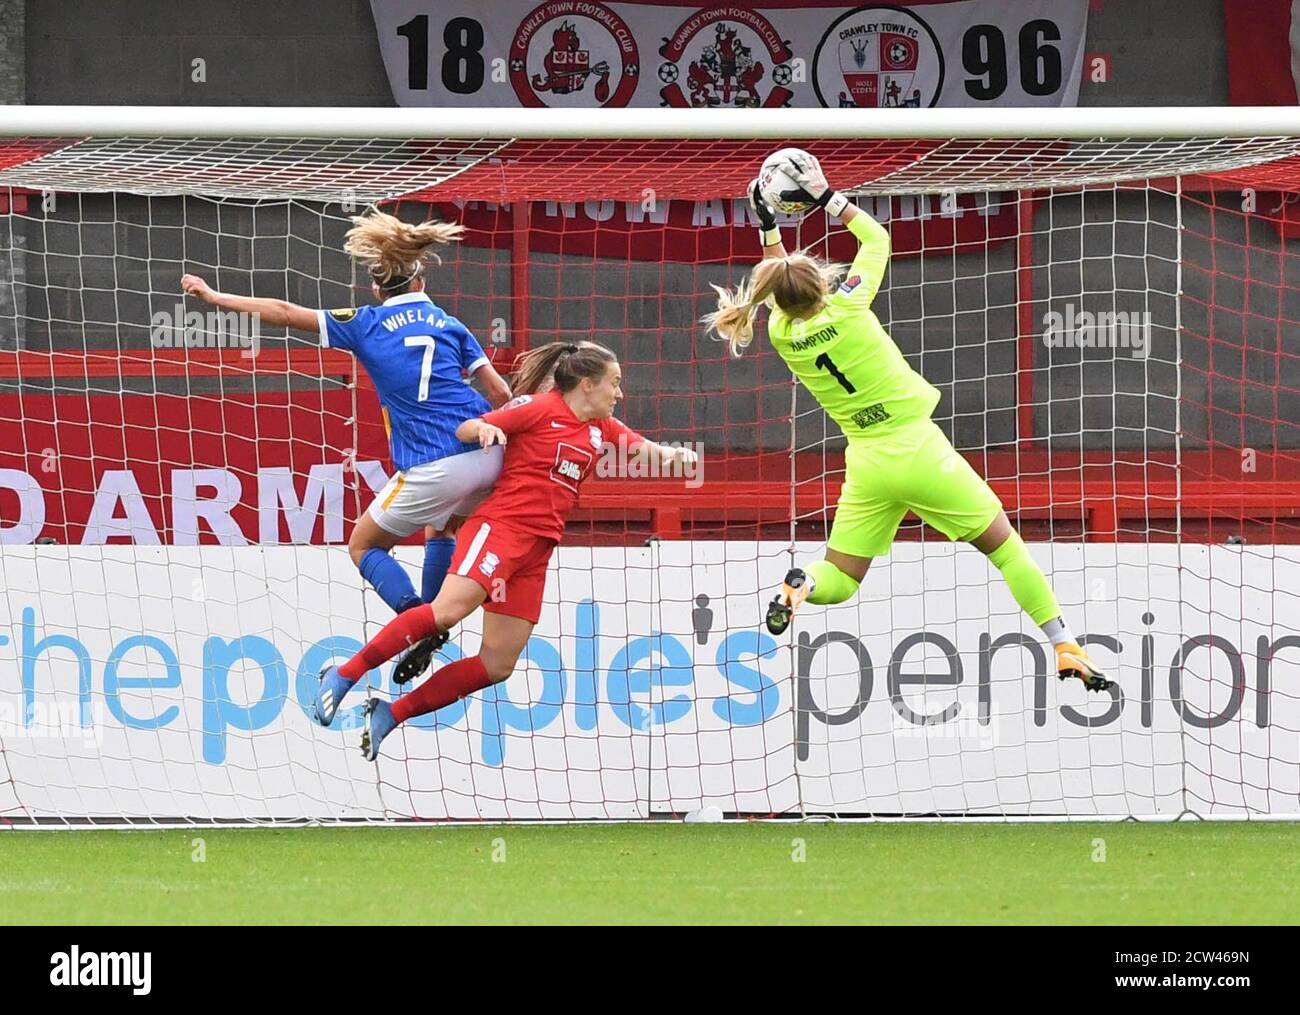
404, 335, 437, 401
815, 352, 856, 394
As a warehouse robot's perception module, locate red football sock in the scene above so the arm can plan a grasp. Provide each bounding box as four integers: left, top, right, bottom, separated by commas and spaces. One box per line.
338, 605, 439, 682
391, 655, 491, 724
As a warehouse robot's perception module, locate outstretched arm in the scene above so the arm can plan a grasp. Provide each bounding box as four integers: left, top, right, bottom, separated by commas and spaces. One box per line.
181, 274, 320, 333
837, 202, 891, 302
630, 440, 698, 470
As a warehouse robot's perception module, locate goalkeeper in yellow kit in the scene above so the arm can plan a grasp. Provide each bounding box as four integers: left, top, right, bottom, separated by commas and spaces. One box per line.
704, 151, 1111, 692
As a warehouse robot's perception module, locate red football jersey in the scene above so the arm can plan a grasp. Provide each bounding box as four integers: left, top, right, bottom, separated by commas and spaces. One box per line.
474, 390, 646, 539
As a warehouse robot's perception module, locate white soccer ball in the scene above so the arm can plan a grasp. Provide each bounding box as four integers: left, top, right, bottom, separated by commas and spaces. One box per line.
758, 147, 816, 215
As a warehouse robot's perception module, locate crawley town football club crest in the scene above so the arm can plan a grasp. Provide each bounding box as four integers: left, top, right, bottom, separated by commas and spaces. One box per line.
510, 1, 640, 107
658, 6, 795, 108
812, 6, 944, 108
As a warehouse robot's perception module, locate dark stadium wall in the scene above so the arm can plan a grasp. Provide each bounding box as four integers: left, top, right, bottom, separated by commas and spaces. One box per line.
21, 0, 391, 105
0, 0, 23, 104
1080, 0, 1229, 106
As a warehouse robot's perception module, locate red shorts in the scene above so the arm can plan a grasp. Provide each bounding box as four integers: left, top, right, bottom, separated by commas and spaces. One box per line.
449, 515, 558, 624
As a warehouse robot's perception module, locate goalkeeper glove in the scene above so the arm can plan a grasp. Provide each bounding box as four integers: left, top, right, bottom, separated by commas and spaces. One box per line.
780, 151, 850, 218
749, 178, 782, 248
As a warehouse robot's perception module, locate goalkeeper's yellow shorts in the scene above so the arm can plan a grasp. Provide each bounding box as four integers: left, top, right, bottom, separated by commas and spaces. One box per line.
827, 419, 1003, 559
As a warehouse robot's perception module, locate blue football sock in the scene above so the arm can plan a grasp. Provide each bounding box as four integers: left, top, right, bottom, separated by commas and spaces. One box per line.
422, 537, 455, 602
359, 547, 421, 614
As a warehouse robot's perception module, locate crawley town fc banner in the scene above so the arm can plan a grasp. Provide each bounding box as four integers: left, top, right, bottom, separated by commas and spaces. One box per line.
369, 0, 1088, 108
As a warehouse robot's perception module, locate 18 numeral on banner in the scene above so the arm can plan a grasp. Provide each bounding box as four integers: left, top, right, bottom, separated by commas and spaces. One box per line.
396, 14, 484, 93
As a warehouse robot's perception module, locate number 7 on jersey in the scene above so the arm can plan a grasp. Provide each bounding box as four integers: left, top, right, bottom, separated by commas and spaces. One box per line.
404, 335, 437, 401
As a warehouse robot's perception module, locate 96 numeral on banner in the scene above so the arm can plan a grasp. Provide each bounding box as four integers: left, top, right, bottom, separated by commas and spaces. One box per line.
963, 19, 1063, 100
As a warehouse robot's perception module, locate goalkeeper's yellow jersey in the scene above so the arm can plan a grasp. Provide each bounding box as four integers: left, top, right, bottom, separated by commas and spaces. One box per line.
768, 211, 940, 442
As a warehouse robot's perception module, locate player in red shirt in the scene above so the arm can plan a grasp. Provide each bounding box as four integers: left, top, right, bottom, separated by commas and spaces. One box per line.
321, 340, 697, 760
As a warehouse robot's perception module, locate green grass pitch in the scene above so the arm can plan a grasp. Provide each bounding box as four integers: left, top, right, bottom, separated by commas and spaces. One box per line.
2, 822, 1297, 924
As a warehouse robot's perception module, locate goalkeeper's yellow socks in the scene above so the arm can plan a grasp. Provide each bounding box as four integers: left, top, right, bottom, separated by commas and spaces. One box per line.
805, 559, 861, 605
987, 530, 1069, 632
986, 531, 1113, 689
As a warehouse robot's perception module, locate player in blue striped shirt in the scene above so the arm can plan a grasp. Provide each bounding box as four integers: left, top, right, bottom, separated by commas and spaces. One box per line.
182, 210, 511, 690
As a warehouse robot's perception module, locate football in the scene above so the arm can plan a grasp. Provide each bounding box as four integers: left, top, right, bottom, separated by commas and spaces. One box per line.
758, 147, 817, 215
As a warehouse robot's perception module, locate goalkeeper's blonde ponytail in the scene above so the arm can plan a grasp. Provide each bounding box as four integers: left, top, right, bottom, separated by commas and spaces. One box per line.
702, 253, 843, 357
344, 207, 465, 294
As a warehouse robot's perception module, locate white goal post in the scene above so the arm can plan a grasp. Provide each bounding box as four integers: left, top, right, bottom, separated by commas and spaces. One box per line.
8, 104, 1300, 137
4, 106, 1300, 200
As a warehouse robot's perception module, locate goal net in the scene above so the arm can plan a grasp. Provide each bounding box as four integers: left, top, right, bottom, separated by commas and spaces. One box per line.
0, 108, 1297, 825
